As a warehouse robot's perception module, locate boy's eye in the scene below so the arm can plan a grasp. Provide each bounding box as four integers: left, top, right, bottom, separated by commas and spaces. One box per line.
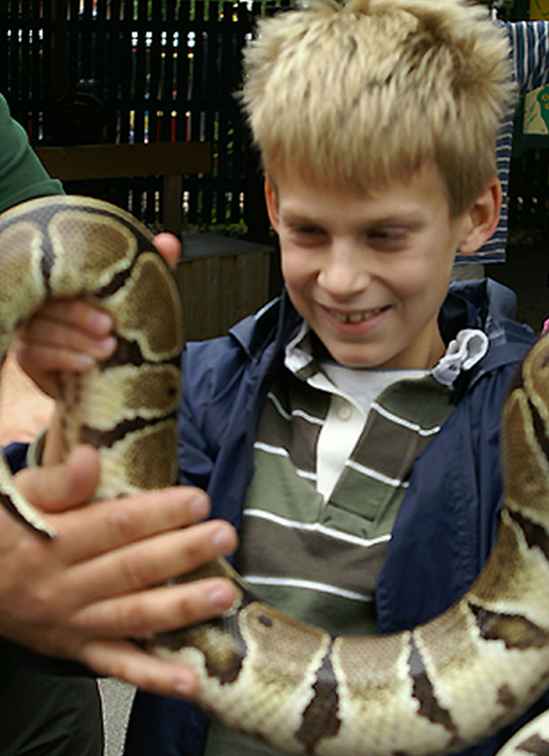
289, 225, 325, 242
368, 228, 407, 245
294, 226, 323, 235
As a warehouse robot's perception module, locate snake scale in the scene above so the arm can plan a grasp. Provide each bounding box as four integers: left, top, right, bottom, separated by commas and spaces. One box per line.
0, 195, 548, 756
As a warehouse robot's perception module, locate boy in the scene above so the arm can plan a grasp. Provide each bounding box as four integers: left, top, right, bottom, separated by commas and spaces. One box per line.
7, 0, 548, 754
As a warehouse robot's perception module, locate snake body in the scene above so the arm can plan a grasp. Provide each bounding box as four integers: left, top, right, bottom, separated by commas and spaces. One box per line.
0, 195, 548, 755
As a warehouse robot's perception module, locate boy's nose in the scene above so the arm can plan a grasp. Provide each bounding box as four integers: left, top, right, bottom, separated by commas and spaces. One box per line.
317, 244, 371, 299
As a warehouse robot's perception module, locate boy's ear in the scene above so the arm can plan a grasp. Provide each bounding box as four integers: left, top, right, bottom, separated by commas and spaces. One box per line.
264, 176, 280, 233
458, 177, 502, 256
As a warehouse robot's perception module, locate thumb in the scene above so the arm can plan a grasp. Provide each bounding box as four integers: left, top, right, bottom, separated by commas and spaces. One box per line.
153, 232, 181, 269
14, 445, 100, 513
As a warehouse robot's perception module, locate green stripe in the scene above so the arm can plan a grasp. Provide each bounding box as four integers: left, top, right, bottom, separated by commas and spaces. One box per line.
376, 376, 452, 427
238, 514, 388, 599
353, 409, 433, 482
329, 469, 406, 537
245, 450, 324, 522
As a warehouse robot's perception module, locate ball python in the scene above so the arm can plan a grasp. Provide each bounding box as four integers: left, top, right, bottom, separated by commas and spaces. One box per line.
496, 710, 549, 756
0, 195, 548, 756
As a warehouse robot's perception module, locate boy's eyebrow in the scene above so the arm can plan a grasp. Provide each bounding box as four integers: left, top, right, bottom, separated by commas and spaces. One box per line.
281, 212, 323, 226
281, 209, 426, 228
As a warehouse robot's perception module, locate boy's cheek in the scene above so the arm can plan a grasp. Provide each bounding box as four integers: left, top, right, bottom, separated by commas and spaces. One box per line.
281, 247, 318, 284
284, 284, 313, 324
280, 260, 307, 292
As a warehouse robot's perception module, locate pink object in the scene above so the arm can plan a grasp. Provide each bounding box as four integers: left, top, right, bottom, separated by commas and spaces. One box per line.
543, 319, 549, 335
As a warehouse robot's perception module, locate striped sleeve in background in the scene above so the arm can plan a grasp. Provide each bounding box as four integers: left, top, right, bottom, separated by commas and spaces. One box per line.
456, 21, 549, 266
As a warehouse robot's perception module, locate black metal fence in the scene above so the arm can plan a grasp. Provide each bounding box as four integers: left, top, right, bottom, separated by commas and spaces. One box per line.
0, 0, 547, 238
0, 0, 290, 235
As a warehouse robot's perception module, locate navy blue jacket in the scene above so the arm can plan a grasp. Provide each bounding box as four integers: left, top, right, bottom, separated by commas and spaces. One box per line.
122, 279, 549, 756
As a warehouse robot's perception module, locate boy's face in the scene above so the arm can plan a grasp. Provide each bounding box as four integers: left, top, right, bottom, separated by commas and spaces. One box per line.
266, 163, 492, 370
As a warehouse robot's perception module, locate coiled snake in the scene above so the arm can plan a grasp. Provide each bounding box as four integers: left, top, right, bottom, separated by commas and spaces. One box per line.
0, 196, 548, 756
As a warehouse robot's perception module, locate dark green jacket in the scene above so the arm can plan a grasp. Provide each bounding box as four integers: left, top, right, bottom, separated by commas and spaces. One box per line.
0, 94, 62, 213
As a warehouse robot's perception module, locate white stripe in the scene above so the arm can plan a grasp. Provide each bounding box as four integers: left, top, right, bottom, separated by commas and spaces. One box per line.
243, 508, 392, 548
292, 409, 324, 425
267, 394, 324, 426
371, 401, 440, 437
254, 442, 289, 458
243, 575, 372, 602
254, 298, 277, 321
346, 458, 410, 488
296, 469, 317, 481
267, 392, 291, 420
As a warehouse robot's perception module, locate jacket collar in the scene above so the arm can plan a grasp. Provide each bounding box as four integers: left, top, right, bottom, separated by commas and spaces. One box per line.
228, 290, 301, 360
441, 279, 535, 396
228, 279, 534, 383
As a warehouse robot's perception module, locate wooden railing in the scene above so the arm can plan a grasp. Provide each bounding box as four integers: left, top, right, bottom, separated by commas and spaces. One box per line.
36, 141, 211, 235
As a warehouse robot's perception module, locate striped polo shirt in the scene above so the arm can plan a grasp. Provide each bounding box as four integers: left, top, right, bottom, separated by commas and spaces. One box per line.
235, 324, 488, 635
455, 20, 549, 266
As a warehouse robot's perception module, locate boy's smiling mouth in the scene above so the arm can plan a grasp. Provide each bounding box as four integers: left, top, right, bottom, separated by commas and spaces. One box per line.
322, 305, 391, 325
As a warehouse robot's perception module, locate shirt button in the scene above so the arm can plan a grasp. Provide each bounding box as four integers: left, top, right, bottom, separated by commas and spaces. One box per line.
337, 403, 353, 421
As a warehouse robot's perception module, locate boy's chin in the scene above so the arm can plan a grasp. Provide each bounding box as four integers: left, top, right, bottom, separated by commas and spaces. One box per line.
322, 344, 384, 369
332, 355, 381, 369
311, 332, 380, 368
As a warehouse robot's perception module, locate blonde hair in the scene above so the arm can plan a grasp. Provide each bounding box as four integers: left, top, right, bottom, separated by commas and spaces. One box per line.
240, 0, 515, 216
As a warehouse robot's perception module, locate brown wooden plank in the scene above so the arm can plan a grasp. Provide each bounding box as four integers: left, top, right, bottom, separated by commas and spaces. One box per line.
236, 249, 270, 320
178, 258, 210, 340
205, 256, 222, 337
219, 255, 237, 332
35, 141, 211, 180
162, 174, 184, 233
176, 245, 272, 342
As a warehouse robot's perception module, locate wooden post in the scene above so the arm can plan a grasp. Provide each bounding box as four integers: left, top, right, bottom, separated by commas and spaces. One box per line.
162, 175, 184, 236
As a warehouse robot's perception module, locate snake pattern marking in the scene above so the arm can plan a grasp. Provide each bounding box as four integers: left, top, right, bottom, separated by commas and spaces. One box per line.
0, 195, 548, 755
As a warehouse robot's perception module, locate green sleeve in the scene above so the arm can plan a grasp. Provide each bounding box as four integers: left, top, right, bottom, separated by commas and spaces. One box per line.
0, 94, 64, 214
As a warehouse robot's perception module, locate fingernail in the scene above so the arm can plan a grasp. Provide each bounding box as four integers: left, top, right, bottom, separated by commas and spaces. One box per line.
190, 496, 208, 520
208, 583, 234, 609
77, 354, 95, 368
97, 336, 116, 355
212, 526, 233, 553
89, 312, 112, 333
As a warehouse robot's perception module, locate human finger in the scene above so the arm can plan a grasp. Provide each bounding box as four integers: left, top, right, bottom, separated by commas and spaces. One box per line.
25, 299, 113, 337
14, 445, 100, 514
154, 232, 181, 269
15, 343, 99, 392
72, 577, 236, 639
18, 316, 116, 363
64, 519, 238, 605
55, 486, 212, 564
80, 639, 199, 699
14, 307, 114, 399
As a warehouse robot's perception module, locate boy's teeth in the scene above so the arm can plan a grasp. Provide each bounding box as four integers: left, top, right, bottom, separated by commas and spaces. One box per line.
333, 308, 383, 323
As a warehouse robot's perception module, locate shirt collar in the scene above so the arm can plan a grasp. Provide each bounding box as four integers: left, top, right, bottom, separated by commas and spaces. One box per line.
284, 320, 489, 389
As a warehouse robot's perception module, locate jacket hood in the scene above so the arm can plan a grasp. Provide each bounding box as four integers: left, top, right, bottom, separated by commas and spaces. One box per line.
441, 279, 535, 392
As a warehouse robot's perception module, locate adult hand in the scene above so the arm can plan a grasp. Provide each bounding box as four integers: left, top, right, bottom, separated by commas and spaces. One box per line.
1, 444, 237, 698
